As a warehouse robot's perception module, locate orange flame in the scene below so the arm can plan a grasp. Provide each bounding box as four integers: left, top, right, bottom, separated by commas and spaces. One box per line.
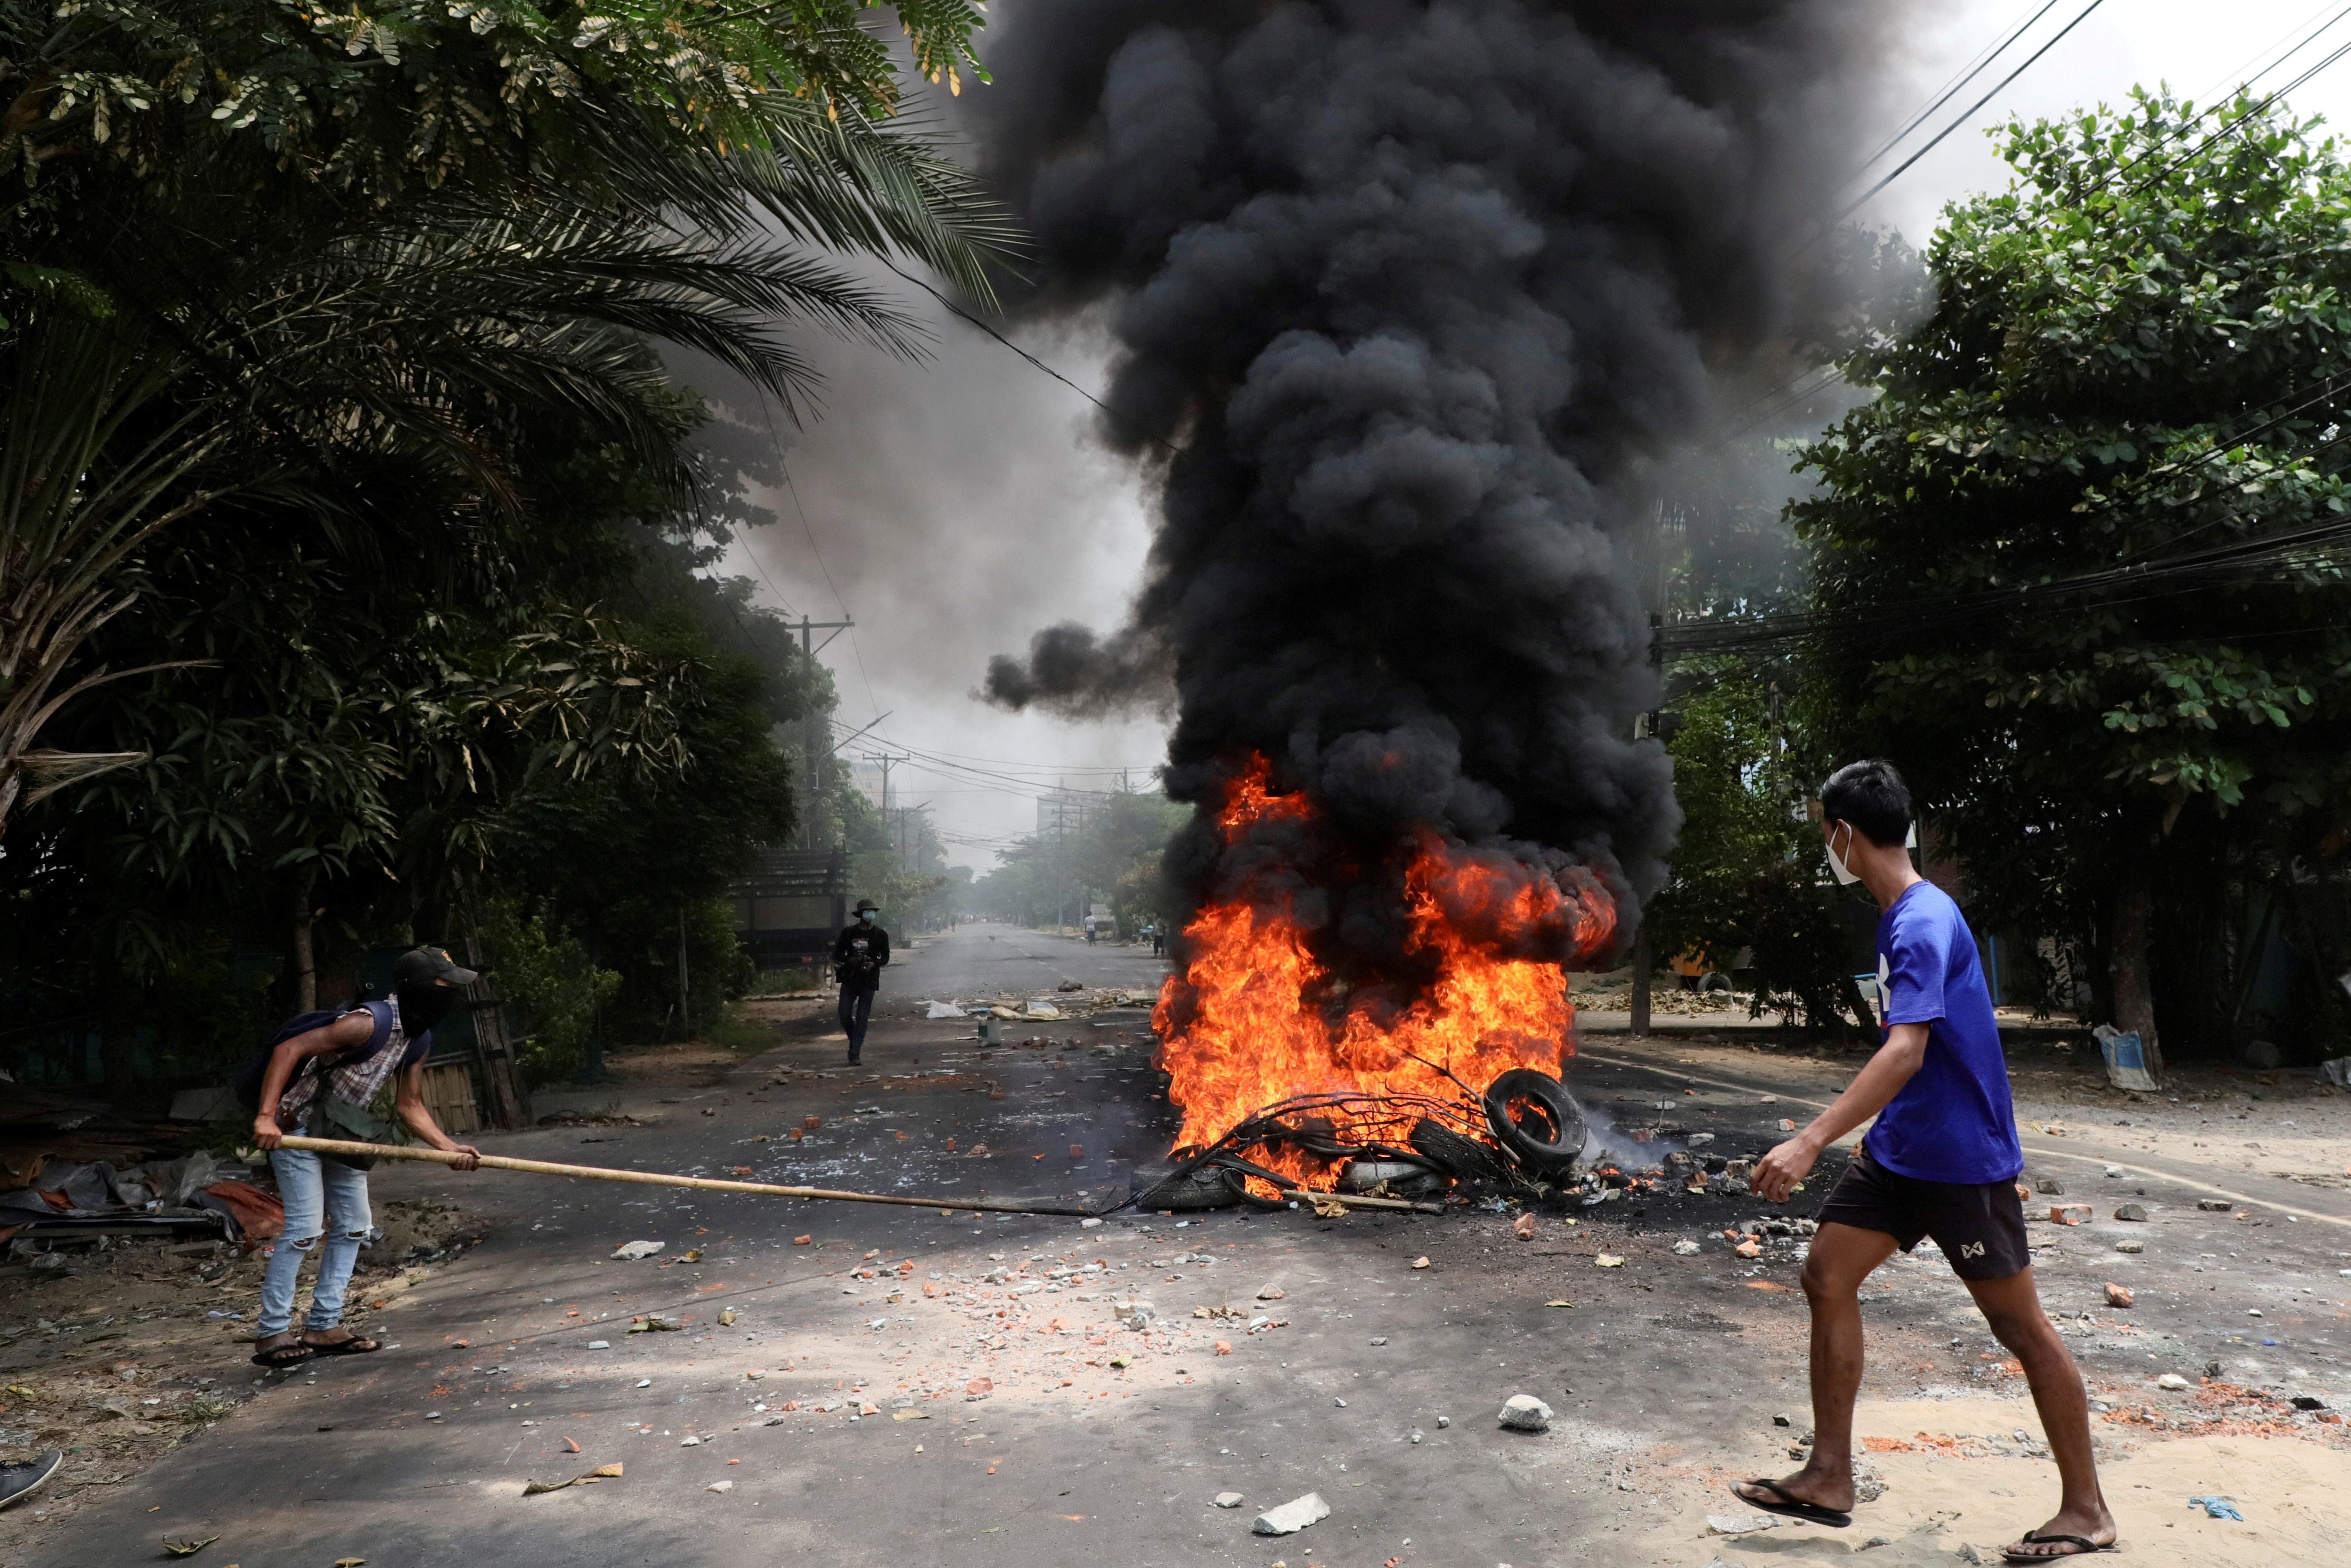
1152, 756, 1617, 1189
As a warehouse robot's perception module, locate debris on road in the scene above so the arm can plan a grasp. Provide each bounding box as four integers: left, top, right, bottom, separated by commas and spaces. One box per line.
1214, 1492, 1244, 1508
1672, 1240, 1700, 1255
610, 1240, 663, 1261
2157, 1373, 2192, 1390
1252, 1492, 1331, 1535
2189, 1495, 2243, 1520
1497, 1394, 1553, 1432
2114, 1204, 2148, 1222
1411, 1256, 1430, 1269
1595, 1254, 1624, 1268
1512, 1211, 1537, 1240
161, 1534, 219, 1555
2104, 1282, 2133, 1307
707, 1480, 734, 1494
1256, 1283, 1285, 1300
1707, 1513, 1779, 1535
523, 1464, 622, 1496
2115, 1241, 2143, 1254
2048, 1205, 2091, 1226
2198, 1198, 2234, 1212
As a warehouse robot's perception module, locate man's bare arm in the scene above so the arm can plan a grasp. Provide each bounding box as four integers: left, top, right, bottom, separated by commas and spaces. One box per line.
1750, 1022, 1931, 1203
392, 1059, 482, 1171
251, 1011, 376, 1151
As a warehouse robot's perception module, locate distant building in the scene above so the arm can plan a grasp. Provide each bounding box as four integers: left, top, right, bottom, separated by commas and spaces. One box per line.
847, 758, 889, 808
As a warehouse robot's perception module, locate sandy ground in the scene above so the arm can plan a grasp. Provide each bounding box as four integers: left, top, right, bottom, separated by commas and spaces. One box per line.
1624, 1395, 2351, 1566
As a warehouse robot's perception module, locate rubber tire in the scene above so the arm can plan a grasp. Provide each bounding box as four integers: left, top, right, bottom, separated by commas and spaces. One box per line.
1481, 1069, 1587, 1177
1407, 1118, 1512, 1187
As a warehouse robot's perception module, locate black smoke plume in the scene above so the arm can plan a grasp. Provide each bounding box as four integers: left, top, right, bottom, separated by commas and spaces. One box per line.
973, 0, 1886, 966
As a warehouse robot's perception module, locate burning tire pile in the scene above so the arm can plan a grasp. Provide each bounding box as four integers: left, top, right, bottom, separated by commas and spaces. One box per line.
1134, 1068, 1617, 1211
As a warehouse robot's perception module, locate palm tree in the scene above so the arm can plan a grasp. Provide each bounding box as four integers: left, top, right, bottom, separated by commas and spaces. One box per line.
0, 0, 1018, 836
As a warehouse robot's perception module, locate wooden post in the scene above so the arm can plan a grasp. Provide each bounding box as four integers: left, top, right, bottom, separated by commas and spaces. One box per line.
1629, 925, 1652, 1037
2109, 866, 2165, 1085
463, 934, 532, 1130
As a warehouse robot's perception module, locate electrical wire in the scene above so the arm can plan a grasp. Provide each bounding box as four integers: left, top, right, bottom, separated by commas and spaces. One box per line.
876, 258, 1181, 458
1853, 0, 2071, 178
1833, 0, 2109, 226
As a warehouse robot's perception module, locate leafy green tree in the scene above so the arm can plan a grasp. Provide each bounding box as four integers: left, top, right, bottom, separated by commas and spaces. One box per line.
478, 896, 621, 1084
1794, 89, 2351, 1070
967, 791, 1187, 937
1643, 663, 1865, 1029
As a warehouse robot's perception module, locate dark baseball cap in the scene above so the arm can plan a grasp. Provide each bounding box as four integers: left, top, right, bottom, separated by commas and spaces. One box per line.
395, 946, 480, 987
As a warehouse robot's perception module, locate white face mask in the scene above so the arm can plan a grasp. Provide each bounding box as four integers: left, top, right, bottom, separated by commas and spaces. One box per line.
1826, 820, 1919, 884
1827, 821, 1862, 886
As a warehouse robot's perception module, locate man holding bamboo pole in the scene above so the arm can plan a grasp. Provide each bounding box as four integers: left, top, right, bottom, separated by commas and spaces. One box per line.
236, 947, 485, 1369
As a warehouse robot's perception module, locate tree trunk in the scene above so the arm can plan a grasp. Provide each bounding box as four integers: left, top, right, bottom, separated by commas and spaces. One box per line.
97, 946, 136, 1096
677, 903, 692, 1038
2109, 864, 2166, 1083
290, 877, 318, 1014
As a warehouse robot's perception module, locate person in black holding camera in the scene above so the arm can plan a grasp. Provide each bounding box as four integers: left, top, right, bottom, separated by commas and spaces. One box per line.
832, 899, 888, 1064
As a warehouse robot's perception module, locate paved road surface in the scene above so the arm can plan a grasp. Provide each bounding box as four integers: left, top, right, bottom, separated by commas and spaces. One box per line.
18, 921, 2351, 1568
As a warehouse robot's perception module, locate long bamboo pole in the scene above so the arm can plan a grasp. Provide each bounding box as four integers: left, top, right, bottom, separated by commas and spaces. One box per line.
272, 1135, 1444, 1217
274, 1135, 1097, 1217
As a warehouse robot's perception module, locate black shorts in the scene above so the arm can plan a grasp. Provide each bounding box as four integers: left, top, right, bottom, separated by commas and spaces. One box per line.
1815, 1150, 2030, 1281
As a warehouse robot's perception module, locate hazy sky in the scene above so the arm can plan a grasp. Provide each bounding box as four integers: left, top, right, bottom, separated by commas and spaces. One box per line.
719, 1, 2351, 869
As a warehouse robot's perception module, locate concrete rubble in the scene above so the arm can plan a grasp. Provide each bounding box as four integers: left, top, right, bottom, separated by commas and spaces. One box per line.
1497, 1394, 1553, 1432
1252, 1491, 1331, 1535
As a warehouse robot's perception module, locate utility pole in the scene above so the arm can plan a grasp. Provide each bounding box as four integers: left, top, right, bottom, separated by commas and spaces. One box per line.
862, 751, 911, 864
795, 616, 854, 848
1630, 609, 1664, 1037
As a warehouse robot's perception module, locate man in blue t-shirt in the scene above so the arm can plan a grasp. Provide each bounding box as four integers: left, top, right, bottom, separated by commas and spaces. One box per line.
1729, 761, 2114, 1561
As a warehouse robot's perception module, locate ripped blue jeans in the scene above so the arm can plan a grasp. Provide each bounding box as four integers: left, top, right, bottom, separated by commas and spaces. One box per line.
257, 1146, 372, 1336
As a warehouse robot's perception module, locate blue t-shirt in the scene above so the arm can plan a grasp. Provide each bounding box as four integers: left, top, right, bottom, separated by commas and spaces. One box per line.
1860, 881, 2022, 1185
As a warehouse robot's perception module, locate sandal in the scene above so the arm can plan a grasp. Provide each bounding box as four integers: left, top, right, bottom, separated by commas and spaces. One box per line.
303, 1331, 382, 1357
250, 1332, 316, 1368
2002, 1531, 2118, 1561
1732, 1477, 1854, 1528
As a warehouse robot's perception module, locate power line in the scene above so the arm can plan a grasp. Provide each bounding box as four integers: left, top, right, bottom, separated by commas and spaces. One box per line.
1853, 0, 2070, 178
876, 258, 1180, 458
1833, 0, 2109, 226
2200, 0, 2351, 104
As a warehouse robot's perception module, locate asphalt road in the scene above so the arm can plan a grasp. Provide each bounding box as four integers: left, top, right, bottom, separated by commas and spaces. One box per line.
19, 922, 2351, 1568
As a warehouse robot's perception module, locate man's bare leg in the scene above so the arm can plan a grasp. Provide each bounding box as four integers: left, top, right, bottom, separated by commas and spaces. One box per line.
1964, 1267, 2115, 1557
1733, 1222, 1897, 1515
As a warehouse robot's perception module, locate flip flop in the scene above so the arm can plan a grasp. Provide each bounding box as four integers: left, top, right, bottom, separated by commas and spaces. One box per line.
2002, 1531, 2118, 1560
250, 1335, 317, 1368
303, 1332, 382, 1357
1732, 1477, 1853, 1528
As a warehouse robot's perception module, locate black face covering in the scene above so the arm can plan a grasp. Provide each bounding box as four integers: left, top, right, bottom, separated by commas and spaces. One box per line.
398, 982, 458, 1037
